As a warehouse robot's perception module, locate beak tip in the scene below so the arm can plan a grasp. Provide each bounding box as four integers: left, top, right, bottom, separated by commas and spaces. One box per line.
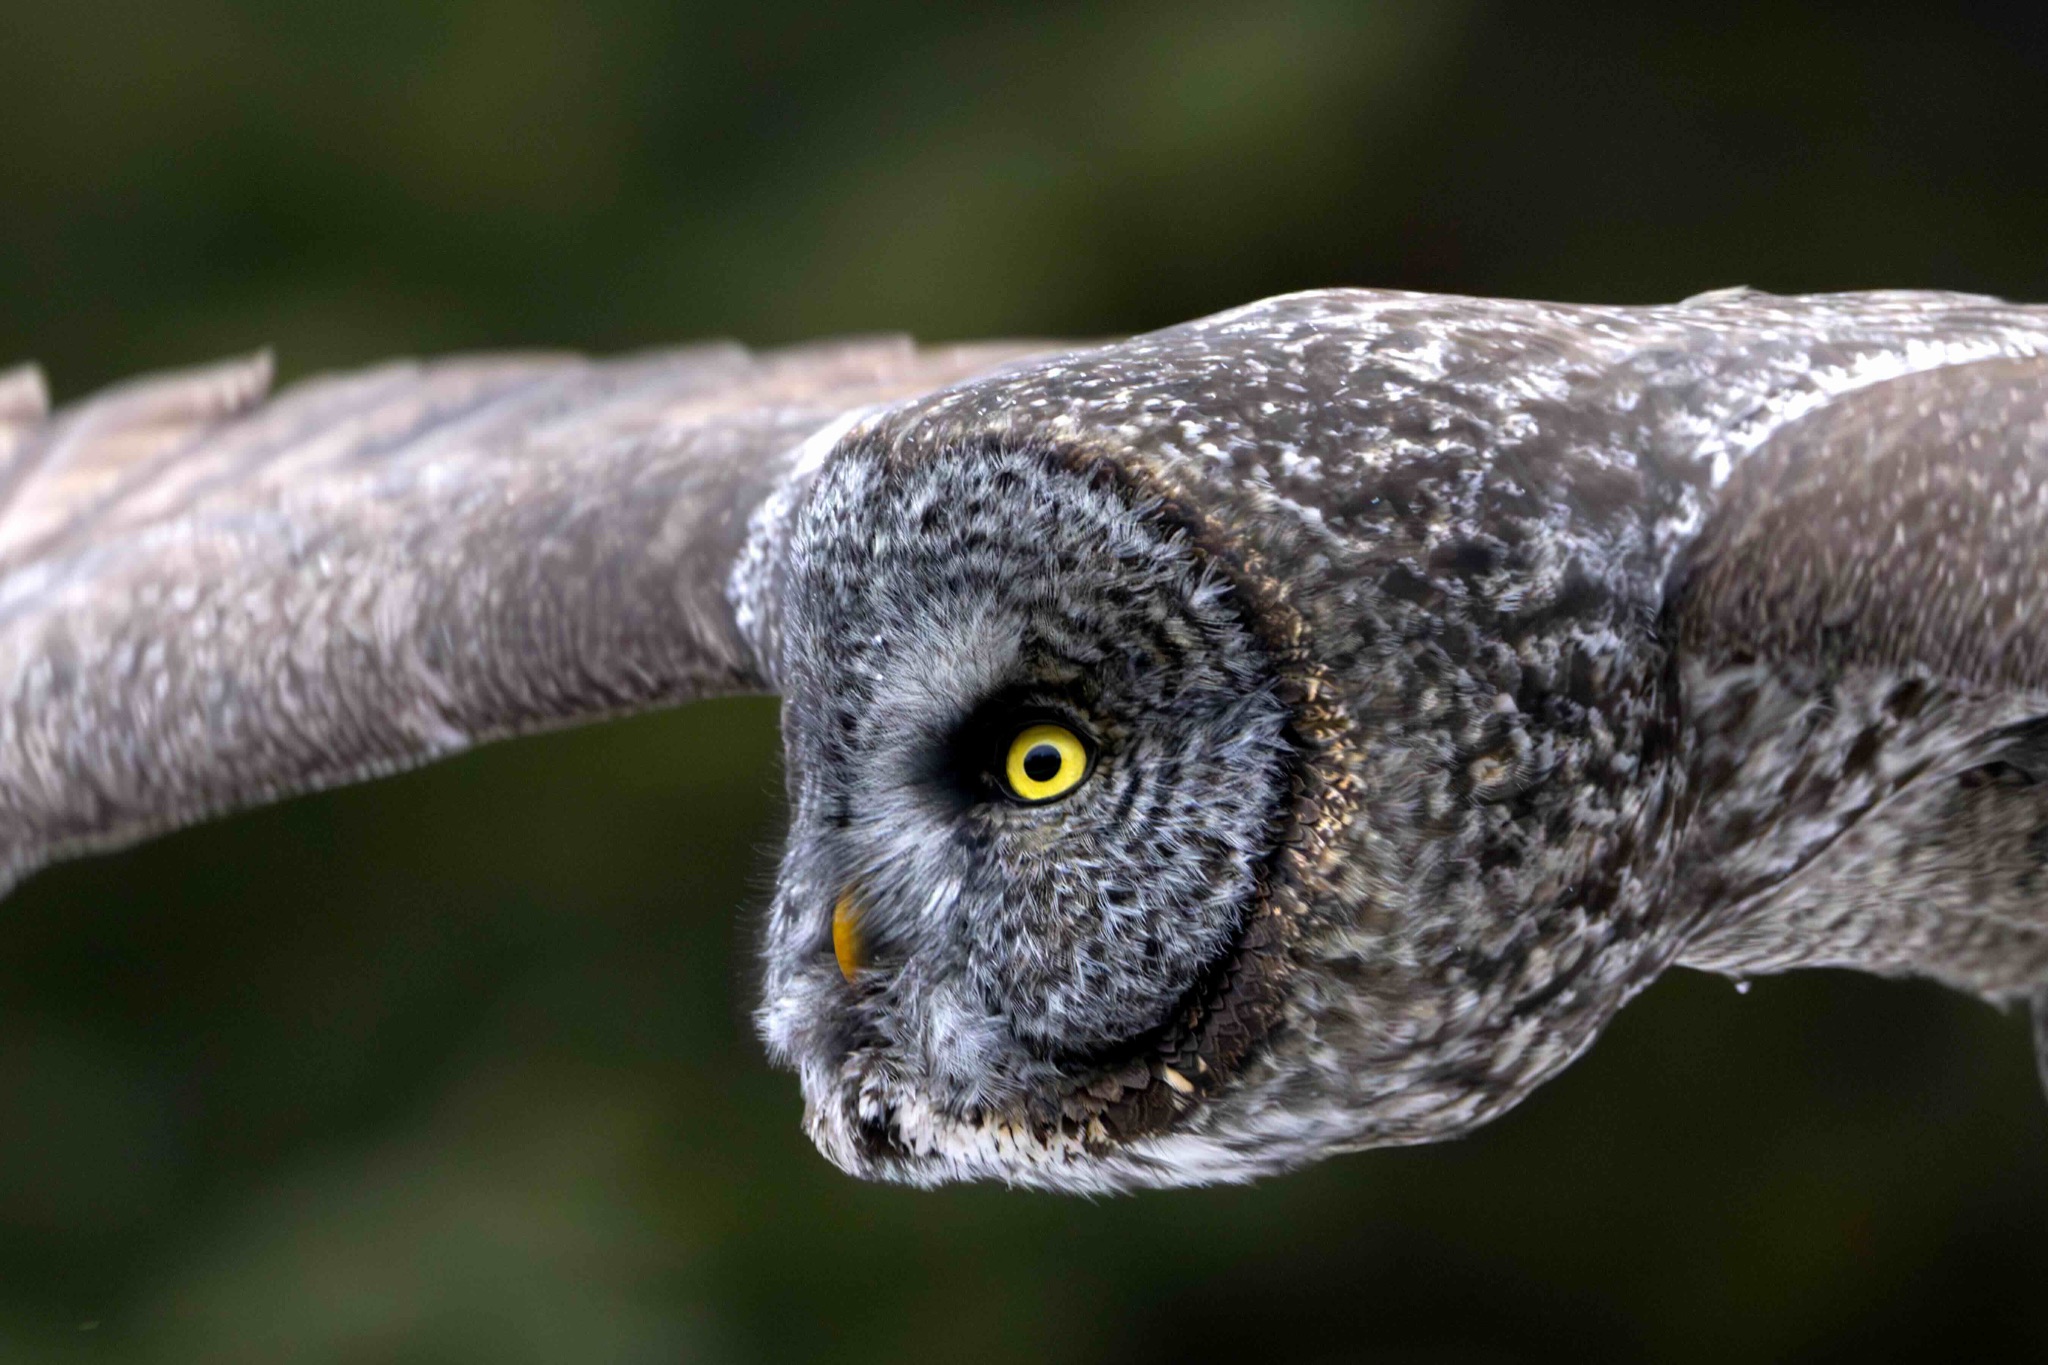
832, 889, 863, 982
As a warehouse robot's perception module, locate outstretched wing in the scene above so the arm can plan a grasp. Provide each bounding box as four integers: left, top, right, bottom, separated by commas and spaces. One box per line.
0, 338, 1057, 895
1676, 354, 2048, 697
1671, 354, 2048, 1010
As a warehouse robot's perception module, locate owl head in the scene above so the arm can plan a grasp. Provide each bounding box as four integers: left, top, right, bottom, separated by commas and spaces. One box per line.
757, 435, 1320, 1189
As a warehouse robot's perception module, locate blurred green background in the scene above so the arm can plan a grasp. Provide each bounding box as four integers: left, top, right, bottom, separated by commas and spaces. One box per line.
1, 2, 2045, 1360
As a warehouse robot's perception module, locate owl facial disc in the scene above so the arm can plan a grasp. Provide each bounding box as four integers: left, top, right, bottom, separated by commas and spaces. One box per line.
755, 438, 1298, 1188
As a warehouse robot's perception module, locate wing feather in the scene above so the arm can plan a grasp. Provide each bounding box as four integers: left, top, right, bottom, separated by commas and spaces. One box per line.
1677, 353, 2048, 696
0, 353, 275, 565
0, 363, 51, 470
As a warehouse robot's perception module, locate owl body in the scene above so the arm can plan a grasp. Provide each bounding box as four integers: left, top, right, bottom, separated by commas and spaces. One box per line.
2, 288, 2045, 1192
745, 289, 2048, 1187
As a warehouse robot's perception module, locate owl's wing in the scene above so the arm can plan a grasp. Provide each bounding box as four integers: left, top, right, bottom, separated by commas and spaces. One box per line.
0, 338, 1055, 895
1671, 354, 2048, 1059
1675, 353, 2048, 698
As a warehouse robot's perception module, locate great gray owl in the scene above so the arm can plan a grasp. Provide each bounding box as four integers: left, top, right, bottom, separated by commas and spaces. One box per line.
2, 288, 2045, 1192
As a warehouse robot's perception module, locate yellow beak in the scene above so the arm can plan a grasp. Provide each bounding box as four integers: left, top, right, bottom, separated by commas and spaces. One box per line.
832, 888, 864, 982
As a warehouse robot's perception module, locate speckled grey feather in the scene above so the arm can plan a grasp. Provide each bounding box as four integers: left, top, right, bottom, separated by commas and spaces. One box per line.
3, 288, 2046, 1194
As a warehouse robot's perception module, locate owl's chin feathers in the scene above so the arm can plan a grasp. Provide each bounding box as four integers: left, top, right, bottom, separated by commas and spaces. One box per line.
797, 1039, 1301, 1193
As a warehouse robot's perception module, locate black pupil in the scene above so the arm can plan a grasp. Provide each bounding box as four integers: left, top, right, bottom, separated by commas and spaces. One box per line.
1022, 743, 1064, 784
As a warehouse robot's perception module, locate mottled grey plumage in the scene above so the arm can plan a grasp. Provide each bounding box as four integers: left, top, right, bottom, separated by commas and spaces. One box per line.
2, 288, 2046, 1193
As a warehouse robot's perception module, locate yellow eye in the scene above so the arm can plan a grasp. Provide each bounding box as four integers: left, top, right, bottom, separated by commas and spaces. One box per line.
1004, 723, 1090, 803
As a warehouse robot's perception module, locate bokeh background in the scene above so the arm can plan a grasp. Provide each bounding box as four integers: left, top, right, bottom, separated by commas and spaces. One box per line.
1, 2, 2045, 1360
